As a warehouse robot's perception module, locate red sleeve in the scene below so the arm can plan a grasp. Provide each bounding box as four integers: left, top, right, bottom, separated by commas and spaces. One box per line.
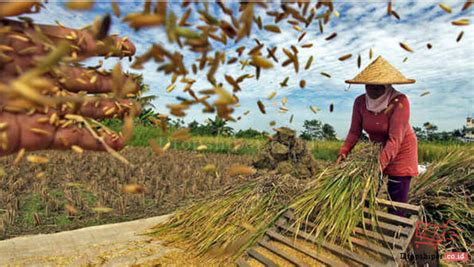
380, 96, 410, 171
339, 96, 363, 156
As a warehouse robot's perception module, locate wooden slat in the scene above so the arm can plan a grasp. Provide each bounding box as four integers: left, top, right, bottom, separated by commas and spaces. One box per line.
375, 198, 421, 214
349, 236, 399, 260
363, 208, 414, 227
258, 240, 310, 267
236, 257, 251, 267
353, 227, 404, 249
275, 221, 378, 267
247, 248, 278, 267
362, 218, 410, 237
266, 229, 344, 267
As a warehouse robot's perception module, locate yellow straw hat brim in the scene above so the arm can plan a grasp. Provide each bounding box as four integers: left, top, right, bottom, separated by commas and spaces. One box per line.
345, 56, 415, 85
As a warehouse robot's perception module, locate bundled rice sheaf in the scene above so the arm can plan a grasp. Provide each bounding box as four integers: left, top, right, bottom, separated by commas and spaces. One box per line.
410, 148, 473, 253
150, 172, 311, 261
289, 143, 383, 248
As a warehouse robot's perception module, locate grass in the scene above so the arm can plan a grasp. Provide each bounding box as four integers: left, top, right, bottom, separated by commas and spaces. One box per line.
124, 124, 473, 162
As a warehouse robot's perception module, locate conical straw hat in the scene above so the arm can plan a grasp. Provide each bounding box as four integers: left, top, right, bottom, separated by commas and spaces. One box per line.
345, 56, 415, 85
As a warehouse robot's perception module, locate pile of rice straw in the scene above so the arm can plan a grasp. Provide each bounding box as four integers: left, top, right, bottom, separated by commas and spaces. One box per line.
410, 148, 473, 253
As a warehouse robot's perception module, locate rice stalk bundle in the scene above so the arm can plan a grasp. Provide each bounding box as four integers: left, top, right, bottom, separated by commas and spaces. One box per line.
289, 143, 382, 248
150, 172, 309, 260
410, 148, 473, 253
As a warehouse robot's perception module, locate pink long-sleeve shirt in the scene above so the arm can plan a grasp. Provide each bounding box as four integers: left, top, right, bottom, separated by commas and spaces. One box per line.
339, 94, 418, 177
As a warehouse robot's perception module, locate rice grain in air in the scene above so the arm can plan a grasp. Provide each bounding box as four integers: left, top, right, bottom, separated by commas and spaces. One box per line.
387, 1, 392, 15
325, 32, 337, 41
391, 11, 400, 20
13, 148, 25, 165
338, 54, 352, 61
456, 31, 464, 42
122, 184, 145, 194
310, 105, 319, 114
427, 43, 432, 49
329, 103, 334, 112
305, 56, 313, 70
420, 91, 430, 97
452, 19, 469, 26
301, 43, 313, 48
357, 54, 361, 68
403, 57, 408, 63
112, 0, 120, 17
369, 48, 373, 59
300, 80, 306, 88
462, 1, 473, 11
264, 25, 281, 33
251, 55, 274, 69
27, 155, 49, 164
228, 164, 255, 176
321, 72, 331, 78
149, 139, 165, 156
202, 164, 217, 173
197, 145, 208, 151
92, 207, 113, 213
257, 100, 266, 114
267, 91, 277, 100
439, 3, 452, 13
71, 145, 84, 154
399, 42, 414, 52
289, 114, 294, 123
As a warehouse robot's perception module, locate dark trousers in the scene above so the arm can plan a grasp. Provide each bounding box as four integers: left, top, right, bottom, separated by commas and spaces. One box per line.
387, 176, 412, 217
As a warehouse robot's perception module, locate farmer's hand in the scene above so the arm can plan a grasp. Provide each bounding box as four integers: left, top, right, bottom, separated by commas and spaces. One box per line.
0, 16, 139, 157
336, 154, 346, 164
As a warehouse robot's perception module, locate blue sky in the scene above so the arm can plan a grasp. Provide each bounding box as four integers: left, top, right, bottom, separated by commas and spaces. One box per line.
23, 0, 474, 138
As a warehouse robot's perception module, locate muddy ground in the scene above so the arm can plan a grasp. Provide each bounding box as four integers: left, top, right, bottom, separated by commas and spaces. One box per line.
0, 148, 256, 239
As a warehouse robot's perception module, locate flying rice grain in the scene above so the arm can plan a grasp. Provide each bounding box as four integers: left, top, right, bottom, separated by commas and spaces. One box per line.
149, 139, 165, 156
267, 91, 277, 100
0, 122, 9, 131
264, 25, 281, 33
391, 11, 400, 20
369, 48, 373, 59
166, 83, 176, 93
403, 57, 408, 63
122, 184, 145, 194
452, 19, 469, 26
357, 54, 361, 68
399, 42, 414, 52
202, 164, 217, 173
325, 32, 337, 41
197, 145, 208, 151
13, 148, 26, 165
420, 91, 430, 97
439, 3, 452, 13
300, 80, 306, 88
330, 103, 334, 112
251, 55, 274, 69
462, 1, 473, 11
387, 1, 392, 15
289, 114, 294, 123
427, 43, 433, 49
257, 100, 266, 114
310, 105, 319, 114
27, 155, 49, 164
30, 128, 52, 136
338, 54, 352, 61
71, 145, 84, 154
321, 72, 331, 78
228, 164, 255, 176
456, 31, 464, 42
298, 32, 307, 42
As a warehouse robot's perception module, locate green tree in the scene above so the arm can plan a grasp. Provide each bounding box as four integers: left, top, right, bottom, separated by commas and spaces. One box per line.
207, 116, 234, 136
321, 123, 337, 140
235, 128, 264, 138
300, 119, 323, 140
423, 122, 438, 141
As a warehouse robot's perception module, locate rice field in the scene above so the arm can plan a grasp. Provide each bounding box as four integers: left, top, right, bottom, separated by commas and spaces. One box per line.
125, 124, 472, 162
0, 148, 255, 239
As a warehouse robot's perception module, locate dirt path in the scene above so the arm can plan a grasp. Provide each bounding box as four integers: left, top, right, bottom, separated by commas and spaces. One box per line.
0, 214, 176, 266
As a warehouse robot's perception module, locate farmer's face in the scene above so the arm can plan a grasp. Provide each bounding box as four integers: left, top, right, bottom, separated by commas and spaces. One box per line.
365, 85, 386, 99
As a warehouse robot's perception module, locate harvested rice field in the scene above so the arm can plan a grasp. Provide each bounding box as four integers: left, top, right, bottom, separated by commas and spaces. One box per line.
0, 148, 260, 239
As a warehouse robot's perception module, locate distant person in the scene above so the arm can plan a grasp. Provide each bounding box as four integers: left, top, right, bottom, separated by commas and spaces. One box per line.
337, 56, 418, 216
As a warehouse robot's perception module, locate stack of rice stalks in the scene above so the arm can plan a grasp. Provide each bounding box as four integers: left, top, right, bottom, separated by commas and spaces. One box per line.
253, 127, 318, 178
410, 148, 473, 253
151, 172, 310, 263
151, 143, 384, 262
289, 143, 382, 247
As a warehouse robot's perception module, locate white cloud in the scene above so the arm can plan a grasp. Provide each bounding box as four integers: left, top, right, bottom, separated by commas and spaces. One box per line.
23, 1, 474, 137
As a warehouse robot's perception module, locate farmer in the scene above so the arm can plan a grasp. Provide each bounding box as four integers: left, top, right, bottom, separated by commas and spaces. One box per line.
336, 56, 418, 216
